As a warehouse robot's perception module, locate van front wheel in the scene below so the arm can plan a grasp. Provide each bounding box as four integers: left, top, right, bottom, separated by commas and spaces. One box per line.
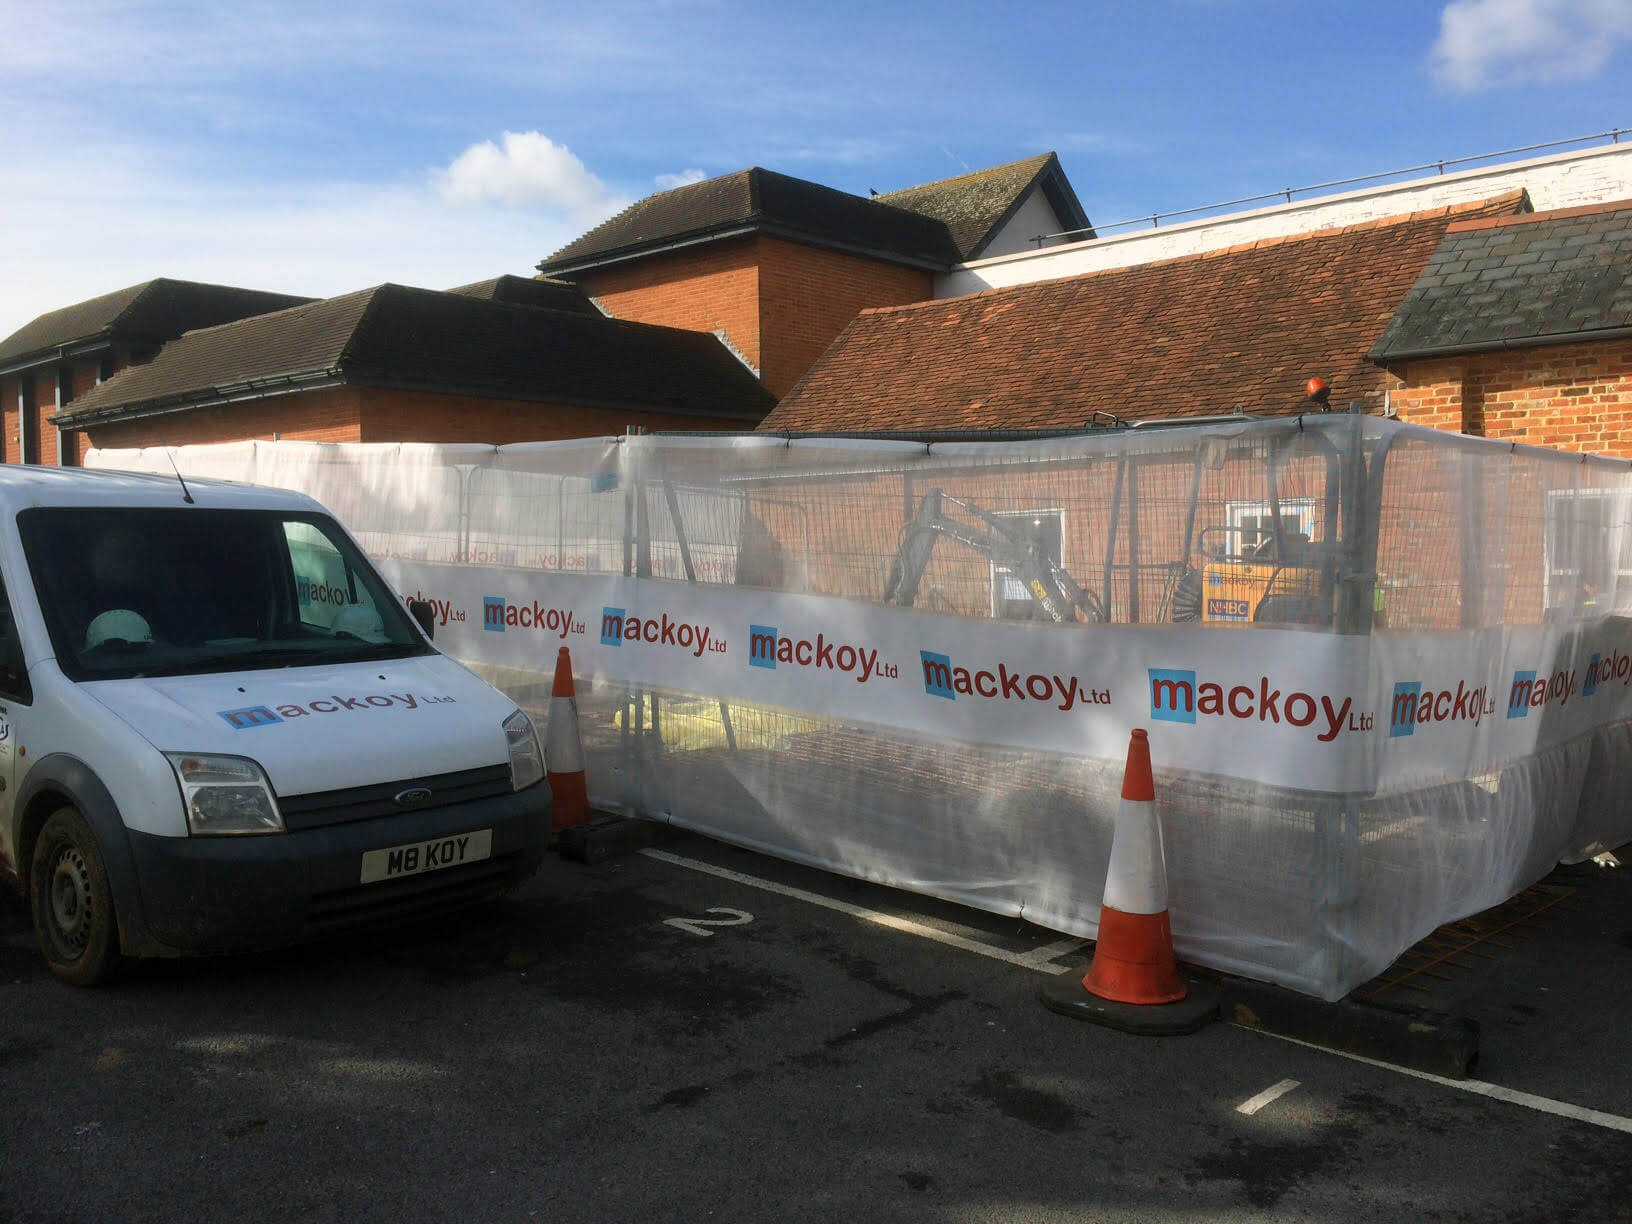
30, 807, 122, 986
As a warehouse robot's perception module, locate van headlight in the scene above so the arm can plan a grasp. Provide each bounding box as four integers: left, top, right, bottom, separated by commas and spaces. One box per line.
165, 753, 284, 835
503, 710, 545, 792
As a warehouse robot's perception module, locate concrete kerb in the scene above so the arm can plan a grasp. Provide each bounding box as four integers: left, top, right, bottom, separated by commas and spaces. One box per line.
556, 810, 674, 865
1209, 972, 1481, 1078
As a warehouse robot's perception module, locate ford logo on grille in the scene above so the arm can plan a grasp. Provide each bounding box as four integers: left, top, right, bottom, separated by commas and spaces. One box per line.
394, 787, 433, 807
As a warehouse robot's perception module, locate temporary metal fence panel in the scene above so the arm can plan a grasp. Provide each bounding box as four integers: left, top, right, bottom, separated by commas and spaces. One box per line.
89, 418, 1632, 1000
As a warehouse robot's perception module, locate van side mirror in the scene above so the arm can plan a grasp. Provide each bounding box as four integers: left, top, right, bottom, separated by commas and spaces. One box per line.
408, 599, 435, 640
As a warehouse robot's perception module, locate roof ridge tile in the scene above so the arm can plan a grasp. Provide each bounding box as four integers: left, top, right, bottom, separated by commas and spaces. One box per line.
1448, 195, 1632, 233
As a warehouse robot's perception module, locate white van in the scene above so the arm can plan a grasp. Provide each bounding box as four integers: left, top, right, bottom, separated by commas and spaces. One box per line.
0, 466, 552, 984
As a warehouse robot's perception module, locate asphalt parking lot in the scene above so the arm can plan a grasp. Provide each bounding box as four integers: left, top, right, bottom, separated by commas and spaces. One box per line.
2, 829, 1629, 1223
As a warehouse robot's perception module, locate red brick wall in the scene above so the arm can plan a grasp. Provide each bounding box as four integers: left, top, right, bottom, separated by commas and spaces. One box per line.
1, 377, 19, 465
570, 234, 936, 400
70, 363, 97, 397
85, 387, 365, 452
78, 385, 756, 455
756, 237, 932, 399
359, 387, 763, 443
31, 371, 58, 467
575, 238, 762, 372
1390, 339, 1632, 457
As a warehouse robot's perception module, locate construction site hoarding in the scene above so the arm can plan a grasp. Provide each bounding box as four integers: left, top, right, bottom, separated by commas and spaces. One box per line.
89, 416, 1632, 1000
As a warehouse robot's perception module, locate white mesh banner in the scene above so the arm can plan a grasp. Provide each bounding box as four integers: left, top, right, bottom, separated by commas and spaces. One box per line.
89, 418, 1632, 1000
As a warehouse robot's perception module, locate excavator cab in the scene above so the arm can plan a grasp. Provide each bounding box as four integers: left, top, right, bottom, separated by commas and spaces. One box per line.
1169, 426, 1342, 627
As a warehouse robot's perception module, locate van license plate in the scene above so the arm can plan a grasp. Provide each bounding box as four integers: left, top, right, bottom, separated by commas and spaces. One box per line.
359, 829, 492, 884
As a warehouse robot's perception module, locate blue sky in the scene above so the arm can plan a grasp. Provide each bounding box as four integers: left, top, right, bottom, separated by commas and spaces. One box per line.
1, 0, 1628, 339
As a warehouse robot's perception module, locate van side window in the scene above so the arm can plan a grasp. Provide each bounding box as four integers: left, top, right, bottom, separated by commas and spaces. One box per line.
0, 571, 31, 703
283, 522, 377, 633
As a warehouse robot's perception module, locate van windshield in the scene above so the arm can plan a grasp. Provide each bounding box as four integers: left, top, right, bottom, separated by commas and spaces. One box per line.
19, 508, 433, 681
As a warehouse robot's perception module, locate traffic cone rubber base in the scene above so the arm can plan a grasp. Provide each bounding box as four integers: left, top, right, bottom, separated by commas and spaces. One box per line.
1039, 964, 1219, 1036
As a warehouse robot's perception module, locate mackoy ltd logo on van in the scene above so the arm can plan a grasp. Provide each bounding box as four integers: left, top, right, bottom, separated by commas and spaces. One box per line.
218, 692, 455, 729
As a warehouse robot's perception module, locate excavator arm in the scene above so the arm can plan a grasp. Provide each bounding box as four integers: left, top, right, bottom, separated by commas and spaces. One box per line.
883, 489, 1107, 623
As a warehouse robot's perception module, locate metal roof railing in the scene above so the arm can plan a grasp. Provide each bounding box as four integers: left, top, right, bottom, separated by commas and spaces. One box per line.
1032, 126, 1631, 247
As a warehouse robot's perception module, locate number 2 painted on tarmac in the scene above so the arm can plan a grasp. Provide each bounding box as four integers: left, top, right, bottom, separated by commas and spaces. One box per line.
664, 907, 753, 938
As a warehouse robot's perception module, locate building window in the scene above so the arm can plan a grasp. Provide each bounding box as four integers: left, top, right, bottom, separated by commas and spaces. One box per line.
1544, 489, 1632, 616
989, 508, 1065, 620
1223, 498, 1318, 558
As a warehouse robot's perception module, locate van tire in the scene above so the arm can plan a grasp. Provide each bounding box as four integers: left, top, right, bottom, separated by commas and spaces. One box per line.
29, 807, 123, 987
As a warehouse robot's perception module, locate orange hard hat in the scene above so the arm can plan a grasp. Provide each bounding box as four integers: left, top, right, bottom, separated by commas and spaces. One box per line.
1305, 376, 1330, 399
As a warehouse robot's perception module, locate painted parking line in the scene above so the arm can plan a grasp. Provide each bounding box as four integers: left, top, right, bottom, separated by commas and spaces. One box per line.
641, 847, 1632, 1136
1256, 1032, 1632, 1135
1015, 937, 1090, 969
639, 848, 1064, 970
1236, 1078, 1300, 1116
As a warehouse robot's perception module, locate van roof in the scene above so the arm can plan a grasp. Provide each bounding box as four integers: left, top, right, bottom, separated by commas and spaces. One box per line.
0, 465, 323, 514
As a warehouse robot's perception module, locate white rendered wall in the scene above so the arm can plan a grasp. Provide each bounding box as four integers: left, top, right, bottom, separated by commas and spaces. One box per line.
976, 189, 1067, 260
937, 142, 1632, 297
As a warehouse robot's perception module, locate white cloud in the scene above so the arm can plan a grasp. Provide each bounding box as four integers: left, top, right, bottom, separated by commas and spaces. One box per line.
435, 131, 626, 216
1430, 0, 1631, 90
655, 169, 707, 190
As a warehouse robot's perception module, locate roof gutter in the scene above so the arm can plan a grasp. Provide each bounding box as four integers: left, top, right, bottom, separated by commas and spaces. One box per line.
0, 336, 116, 380
1369, 323, 1632, 365
52, 367, 772, 430
50, 369, 346, 429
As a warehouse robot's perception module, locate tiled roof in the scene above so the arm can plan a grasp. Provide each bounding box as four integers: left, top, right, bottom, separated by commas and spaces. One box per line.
0, 278, 313, 369
539, 167, 961, 273
1369, 200, 1632, 362
444, 274, 601, 315
762, 192, 1529, 433
57, 284, 775, 425
874, 153, 1089, 259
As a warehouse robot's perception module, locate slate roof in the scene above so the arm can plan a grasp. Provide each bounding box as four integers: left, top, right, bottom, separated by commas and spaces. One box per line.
539, 167, 963, 274
762, 192, 1529, 433
444, 274, 600, 315
56, 284, 775, 426
1369, 201, 1632, 362
874, 153, 1090, 260
0, 278, 314, 370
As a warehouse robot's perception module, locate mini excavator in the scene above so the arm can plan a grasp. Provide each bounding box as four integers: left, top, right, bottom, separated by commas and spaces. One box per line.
883, 401, 1346, 628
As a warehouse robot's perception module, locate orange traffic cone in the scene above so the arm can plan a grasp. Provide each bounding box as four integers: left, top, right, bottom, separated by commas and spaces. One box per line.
545, 646, 590, 832
1039, 728, 1217, 1034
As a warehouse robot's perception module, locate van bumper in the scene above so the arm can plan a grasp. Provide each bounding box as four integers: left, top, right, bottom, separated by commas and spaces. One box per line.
125, 784, 551, 953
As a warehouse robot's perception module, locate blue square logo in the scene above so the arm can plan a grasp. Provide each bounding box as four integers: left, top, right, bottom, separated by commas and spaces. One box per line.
920, 651, 955, 700
482, 596, 506, 632
600, 607, 626, 647
749, 625, 778, 670
1389, 681, 1422, 737
1508, 670, 1536, 719
219, 706, 282, 731
1148, 669, 1197, 723
1585, 654, 1601, 697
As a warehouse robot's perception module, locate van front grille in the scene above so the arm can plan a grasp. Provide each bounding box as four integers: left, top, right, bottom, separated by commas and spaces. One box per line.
278, 764, 513, 831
